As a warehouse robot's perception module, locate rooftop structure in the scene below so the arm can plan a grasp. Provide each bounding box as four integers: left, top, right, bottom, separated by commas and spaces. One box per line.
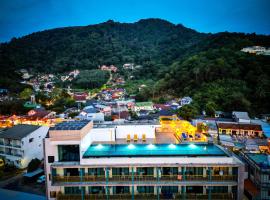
0, 124, 41, 140
44, 120, 244, 200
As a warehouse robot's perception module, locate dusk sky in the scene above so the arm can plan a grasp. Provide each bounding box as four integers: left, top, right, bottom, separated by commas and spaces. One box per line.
0, 0, 270, 42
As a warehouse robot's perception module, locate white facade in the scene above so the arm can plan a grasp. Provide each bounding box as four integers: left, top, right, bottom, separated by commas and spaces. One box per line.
0, 126, 49, 168
77, 112, 105, 122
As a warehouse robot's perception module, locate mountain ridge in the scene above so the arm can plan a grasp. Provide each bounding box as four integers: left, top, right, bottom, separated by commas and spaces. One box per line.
0, 18, 270, 115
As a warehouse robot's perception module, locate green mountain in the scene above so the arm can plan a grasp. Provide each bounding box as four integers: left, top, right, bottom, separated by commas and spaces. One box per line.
0, 18, 270, 115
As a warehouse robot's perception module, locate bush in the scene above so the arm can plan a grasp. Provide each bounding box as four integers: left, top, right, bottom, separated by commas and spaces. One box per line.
27, 158, 41, 172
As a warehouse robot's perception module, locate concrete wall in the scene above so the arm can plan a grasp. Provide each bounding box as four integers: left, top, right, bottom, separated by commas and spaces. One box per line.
115, 125, 155, 139
237, 164, 245, 200
18, 126, 49, 168
44, 138, 60, 199
90, 128, 115, 142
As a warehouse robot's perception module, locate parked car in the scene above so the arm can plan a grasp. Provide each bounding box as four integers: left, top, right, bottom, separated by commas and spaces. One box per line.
37, 175, 45, 183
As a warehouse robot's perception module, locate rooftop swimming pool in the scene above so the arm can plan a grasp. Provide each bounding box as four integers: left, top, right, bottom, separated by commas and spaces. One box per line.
83, 143, 227, 158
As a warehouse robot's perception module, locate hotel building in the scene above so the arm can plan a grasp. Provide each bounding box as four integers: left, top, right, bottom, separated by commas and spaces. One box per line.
44, 120, 245, 200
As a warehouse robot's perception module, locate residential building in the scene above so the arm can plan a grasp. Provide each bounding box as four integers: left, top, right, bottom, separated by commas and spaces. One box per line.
180, 97, 193, 106
77, 106, 105, 122
0, 124, 49, 168
73, 92, 88, 103
134, 102, 154, 112
240, 152, 270, 199
241, 46, 270, 56
232, 111, 251, 123
27, 108, 56, 120
44, 120, 244, 200
217, 122, 263, 138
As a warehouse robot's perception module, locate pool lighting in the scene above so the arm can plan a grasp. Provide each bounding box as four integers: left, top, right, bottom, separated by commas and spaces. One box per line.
128, 144, 136, 150
204, 146, 207, 150
147, 144, 156, 149
95, 144, 103, 149
188, 143, 197, 149
169, 144, 176, 149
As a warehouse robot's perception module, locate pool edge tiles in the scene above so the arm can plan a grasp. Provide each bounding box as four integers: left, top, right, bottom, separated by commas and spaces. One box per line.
82, 143, 228, 158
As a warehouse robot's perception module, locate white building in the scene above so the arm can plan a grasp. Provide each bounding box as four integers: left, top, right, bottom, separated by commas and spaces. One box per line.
76, 106, 105, 122
44, 120, 244, 200
180, 96, 193, 106
232, 111, 251, 123
0, 124, 49, 168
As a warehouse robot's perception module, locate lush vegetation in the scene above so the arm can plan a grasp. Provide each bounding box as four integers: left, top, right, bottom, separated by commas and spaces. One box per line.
73, 70, 110, 89
27, 158, 41, 172
0, 19, 270, 115
158, 41, 270, 116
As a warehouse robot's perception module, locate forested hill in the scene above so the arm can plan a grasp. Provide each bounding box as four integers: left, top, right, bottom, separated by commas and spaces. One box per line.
0, 18, 205, 73
0, 18, 270, 115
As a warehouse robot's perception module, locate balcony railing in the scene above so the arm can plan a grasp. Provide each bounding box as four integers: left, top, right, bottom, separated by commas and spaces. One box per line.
57, 193, 158, 200
175, 193, 234, 200
56, 193, 234, 200
2, 143, 21, 148
52, 174, 237, 184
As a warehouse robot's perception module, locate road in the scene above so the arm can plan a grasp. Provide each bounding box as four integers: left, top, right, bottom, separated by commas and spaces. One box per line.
89, 71, 113, 99
0, 173, 23, 188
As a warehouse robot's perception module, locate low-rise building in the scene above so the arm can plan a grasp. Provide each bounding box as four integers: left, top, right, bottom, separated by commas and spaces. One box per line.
0, 124, 49, 168
240, 152, 270, 199
180, 97, 192, 106
77, 106, 105, 122
232, 111, 251, 123
44, 120, 245, 200
134, 102, 154, 112
217, 122, 263, 138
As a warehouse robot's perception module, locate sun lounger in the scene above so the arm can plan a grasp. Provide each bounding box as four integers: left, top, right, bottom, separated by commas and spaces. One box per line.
127, 134, 131, 142
134, 134, 138, 142
142, 133, 146, 142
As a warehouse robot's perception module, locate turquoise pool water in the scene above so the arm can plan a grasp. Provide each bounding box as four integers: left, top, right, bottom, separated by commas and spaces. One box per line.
83, 143, 227, 158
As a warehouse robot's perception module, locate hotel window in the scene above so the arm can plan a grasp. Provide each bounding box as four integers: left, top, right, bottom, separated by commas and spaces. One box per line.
48, 156, 54, 163
64, 187, 83, 194
113, 186, 129, 194
137, 186, 154, 193
212, 186, 228, 193
137, 167, 154, 175
186, 167, 203, 175
29, 138, 34, 143
88, 168, 105, 176
89, 186, 105, 194
58, 145, 80, 162
112, 168, 129, 175
50, 191, 56, 198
